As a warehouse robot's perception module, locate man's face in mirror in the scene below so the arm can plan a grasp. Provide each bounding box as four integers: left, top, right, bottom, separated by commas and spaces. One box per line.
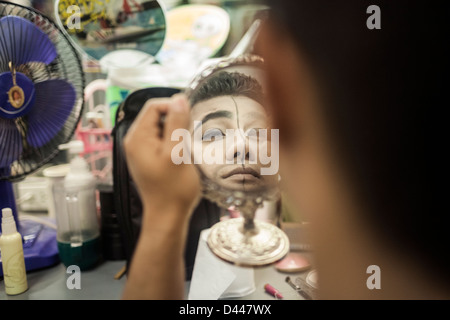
190, 93, 278, 191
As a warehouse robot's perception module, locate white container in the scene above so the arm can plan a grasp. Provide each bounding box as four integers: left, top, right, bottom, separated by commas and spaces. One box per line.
0, 208, 28, 295
61, 142, 100, 247
55, 141, 101, 270
43, 164, 71, 219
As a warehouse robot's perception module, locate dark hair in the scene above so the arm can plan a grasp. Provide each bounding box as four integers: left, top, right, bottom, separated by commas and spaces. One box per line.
268, 0, 447, 283
189, 71, 265, 107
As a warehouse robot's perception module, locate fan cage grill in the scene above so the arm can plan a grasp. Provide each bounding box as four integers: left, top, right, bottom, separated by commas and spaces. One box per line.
0, 1, 85, 181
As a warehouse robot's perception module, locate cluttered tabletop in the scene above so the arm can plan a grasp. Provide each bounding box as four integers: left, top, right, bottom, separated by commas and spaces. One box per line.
0, 254, 316, 300
1, 220, 317, 300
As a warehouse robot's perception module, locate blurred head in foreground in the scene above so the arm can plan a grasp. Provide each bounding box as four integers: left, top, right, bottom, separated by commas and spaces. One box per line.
259, 0, 446, 298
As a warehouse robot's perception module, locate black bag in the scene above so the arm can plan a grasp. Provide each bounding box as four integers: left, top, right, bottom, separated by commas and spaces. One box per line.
112, 87, 220, 280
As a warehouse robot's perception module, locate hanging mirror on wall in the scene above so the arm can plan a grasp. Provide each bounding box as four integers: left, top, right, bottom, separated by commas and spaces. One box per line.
54, 0, 166, 61
185, 54, 290, 267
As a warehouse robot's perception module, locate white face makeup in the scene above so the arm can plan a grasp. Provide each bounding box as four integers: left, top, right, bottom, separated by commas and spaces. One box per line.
190, 95, 278, 192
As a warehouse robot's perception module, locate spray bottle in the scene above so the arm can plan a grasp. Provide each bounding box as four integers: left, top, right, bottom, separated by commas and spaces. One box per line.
0, 208, 28, 295
56, 140, 101, 270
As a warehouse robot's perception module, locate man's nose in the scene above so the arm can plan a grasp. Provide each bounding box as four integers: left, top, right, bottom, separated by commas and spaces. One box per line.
225, 130, 257, 164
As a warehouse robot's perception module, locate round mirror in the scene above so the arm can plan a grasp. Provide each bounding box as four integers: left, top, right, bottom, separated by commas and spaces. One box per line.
185, 55, 289, 267
54, 0, 166, 61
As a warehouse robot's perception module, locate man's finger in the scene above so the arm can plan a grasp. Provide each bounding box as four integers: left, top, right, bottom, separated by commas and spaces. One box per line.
163, 95, 191, 151
127, 98, 171, 143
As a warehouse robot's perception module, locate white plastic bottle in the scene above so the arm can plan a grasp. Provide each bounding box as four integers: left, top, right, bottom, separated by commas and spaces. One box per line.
0, 208, 28, 295
57, 140, 101, 270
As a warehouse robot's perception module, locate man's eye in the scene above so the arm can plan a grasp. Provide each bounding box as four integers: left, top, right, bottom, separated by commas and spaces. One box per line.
202, 129, 224, 141
245, 128, 260, 139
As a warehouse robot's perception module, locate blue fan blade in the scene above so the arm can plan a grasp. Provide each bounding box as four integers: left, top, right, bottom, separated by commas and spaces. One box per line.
26, 79, 77, 148
0, 117, 23, 168
0, 16, 57, 66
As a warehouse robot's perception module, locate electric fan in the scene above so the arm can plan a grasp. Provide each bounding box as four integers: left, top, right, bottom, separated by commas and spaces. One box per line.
0, 1, 85, 274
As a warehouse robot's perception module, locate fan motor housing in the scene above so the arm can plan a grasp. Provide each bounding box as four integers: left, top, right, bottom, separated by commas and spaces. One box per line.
0, 72, 35, 119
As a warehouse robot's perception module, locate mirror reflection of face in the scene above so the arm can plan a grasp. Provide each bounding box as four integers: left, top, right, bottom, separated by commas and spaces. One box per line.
190, 71, 278, 192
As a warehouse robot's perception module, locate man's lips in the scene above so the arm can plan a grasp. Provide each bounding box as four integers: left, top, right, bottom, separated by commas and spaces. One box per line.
222, 167, 261, 179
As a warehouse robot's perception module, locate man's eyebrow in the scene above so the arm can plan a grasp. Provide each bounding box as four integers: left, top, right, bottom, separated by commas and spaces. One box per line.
246, 111, 267, 123
194, 110, 234, 132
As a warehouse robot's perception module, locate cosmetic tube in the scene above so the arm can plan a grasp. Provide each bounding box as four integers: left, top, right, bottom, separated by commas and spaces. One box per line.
0, 208, 28, 295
